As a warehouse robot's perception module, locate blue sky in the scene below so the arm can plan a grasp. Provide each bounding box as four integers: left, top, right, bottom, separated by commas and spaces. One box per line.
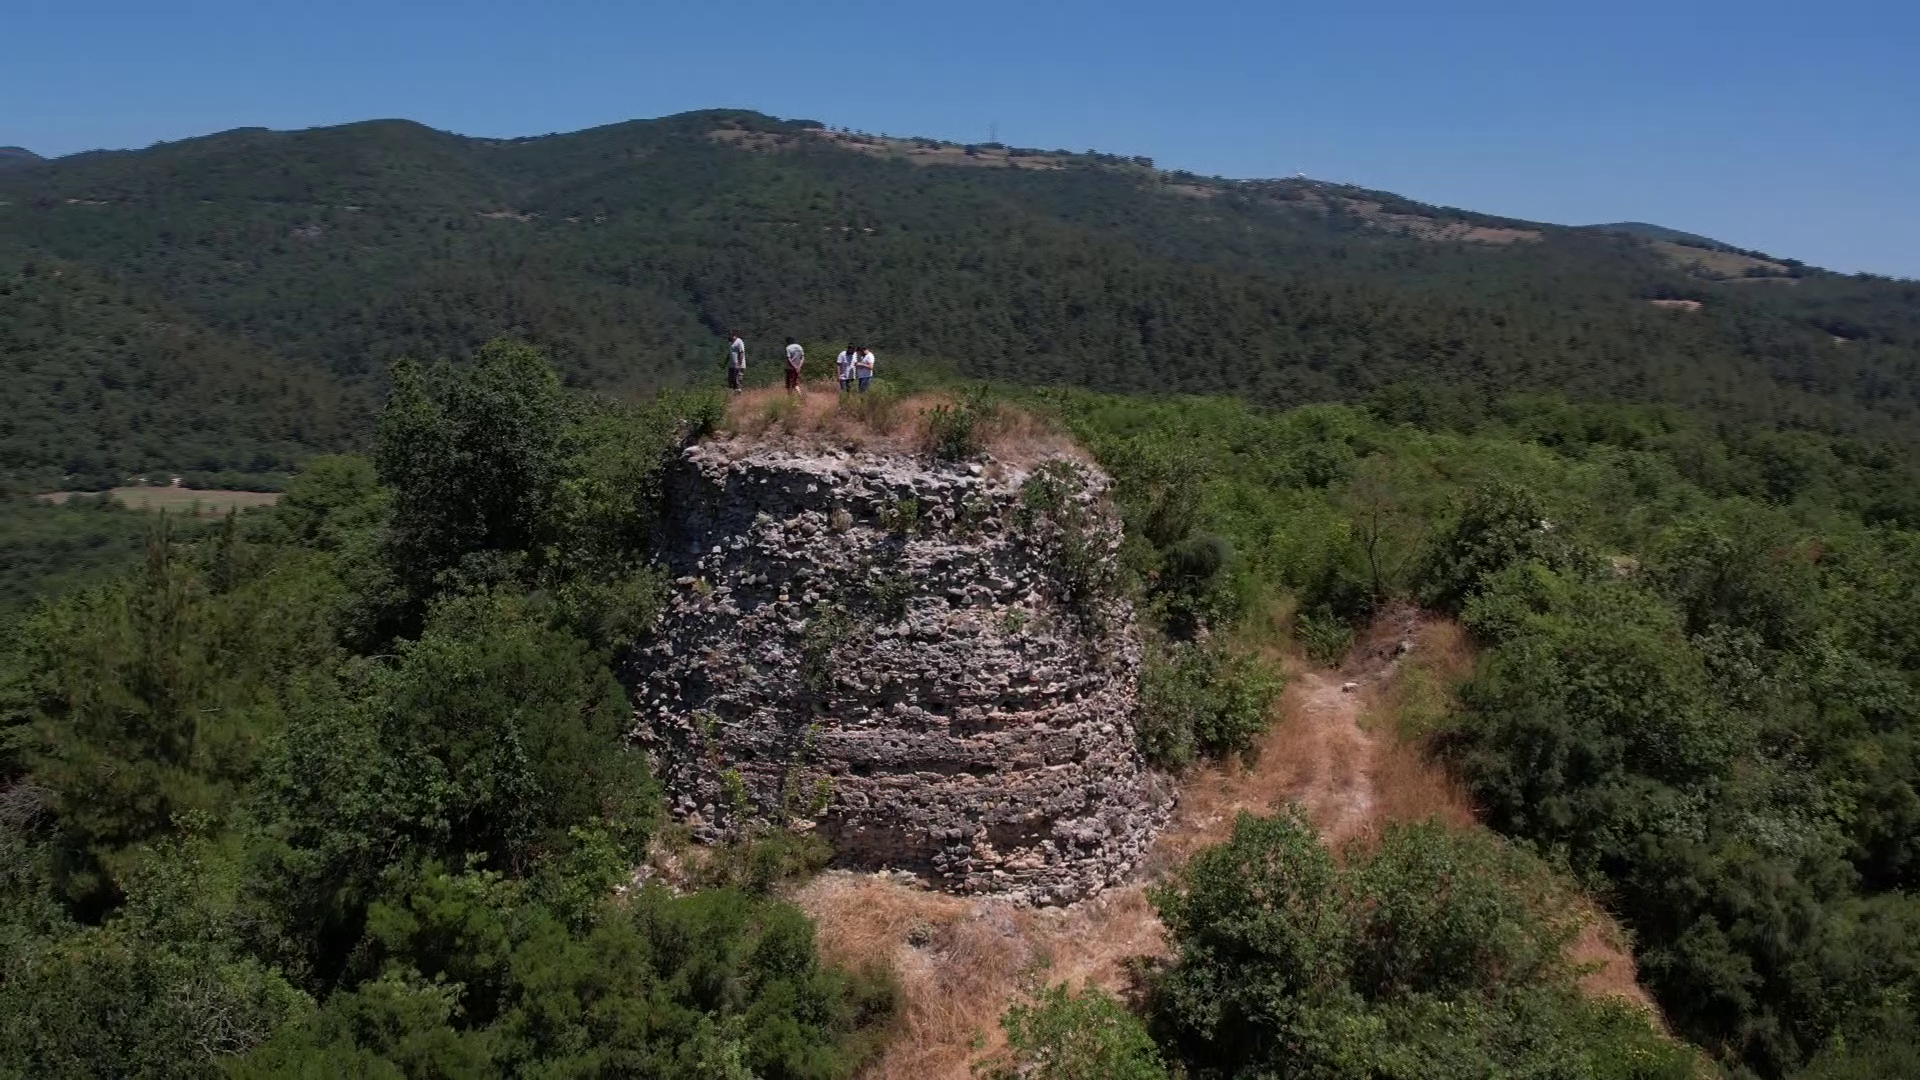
5, 1, 1916, 277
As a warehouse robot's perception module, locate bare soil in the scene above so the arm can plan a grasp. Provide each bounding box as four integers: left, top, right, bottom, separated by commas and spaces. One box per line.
799, 608, 1660, 1078
1652, 241, 1792, 279
36, 487, 280, 515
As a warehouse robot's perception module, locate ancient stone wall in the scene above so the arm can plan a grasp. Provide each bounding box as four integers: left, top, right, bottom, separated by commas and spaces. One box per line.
623, 438, 1172, 904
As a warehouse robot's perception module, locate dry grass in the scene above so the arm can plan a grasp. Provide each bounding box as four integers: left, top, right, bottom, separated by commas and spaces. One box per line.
797, 874, 1168, 1079
36, 487, 281, 515
796, 608, 1666, 1077
1569, 899, 1663, 1018
1365, 735, 1477, 832
716, 384, 1086, 467
1651, 241, 1790, 279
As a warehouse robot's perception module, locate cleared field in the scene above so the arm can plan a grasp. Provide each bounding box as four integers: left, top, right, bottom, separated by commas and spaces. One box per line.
36, 487, 280, 515
1652, 240, 1791, 278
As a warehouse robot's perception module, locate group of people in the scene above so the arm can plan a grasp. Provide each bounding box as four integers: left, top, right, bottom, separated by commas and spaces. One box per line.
725, 333, 876, 394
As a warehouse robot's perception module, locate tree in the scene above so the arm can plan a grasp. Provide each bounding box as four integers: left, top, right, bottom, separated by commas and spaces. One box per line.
1148, 812, 1693, 1079
375, 340, 568, 626
1343, 453, 1429, 604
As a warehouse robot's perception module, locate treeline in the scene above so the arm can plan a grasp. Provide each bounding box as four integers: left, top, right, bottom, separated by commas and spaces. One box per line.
5, 109, 1920, 491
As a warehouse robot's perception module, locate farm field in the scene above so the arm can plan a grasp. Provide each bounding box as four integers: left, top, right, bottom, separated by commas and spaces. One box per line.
36, 486, 281, 514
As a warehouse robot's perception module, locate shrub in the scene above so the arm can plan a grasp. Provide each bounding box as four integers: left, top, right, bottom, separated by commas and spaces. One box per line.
693, 825, 835, 894
681, 390, 727, 440
981, 983, 1169, 1080
924, 403, 981, 461
879, 497, 923, 535
1149, 812, 1693, 1080
924, 385, 1002, 461
1294, 603, 1354, 666
1136, 638, 1281, 768
1018, 461, 1120, 636
1419, 480, 1558, 612
867, 570, 913, 622
800, 604, 859, 693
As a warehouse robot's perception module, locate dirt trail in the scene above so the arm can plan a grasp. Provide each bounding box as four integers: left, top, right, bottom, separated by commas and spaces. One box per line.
800, 611, 1656, 1079
1277, 669, 1377, 840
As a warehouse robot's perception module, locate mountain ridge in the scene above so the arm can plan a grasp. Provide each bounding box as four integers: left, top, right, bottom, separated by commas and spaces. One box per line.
4, 108, 1919, 487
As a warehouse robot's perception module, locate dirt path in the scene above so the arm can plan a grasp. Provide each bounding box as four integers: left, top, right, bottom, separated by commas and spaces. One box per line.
1279, 670, 1377, 841
799, 613, 1656, 1079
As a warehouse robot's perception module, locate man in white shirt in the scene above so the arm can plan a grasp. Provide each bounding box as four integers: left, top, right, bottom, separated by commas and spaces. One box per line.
855, 346, 875, 393
726, 333, 746, 394
835, 343, 857, 393
784, 337, 805, 393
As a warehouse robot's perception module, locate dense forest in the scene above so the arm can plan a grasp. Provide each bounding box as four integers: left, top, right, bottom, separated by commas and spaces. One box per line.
3, 342, 1919, 1077
4, 107, 1920, 1078
1043, 385, 1920, 1078
3, 109, 1919, 490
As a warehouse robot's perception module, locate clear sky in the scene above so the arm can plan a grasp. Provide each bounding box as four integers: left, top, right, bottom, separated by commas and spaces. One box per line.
5, 0, 1916, 278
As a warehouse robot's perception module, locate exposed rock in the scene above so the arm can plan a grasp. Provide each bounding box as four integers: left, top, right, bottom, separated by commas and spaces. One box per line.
623, 438, 1172, 905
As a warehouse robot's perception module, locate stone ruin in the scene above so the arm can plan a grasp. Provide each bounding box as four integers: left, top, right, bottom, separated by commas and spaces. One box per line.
623, 438, 1172, 904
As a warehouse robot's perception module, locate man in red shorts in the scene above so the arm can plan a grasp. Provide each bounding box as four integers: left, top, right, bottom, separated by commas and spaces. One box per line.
784, 337, 805, 393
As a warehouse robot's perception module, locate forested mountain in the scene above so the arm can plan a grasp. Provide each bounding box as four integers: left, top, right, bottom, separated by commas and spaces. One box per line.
0, 242, 358, 490
2, 108, 1918, 489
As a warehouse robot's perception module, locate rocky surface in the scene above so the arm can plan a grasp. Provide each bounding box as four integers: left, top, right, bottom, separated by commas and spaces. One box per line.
624, 437, 1172, 904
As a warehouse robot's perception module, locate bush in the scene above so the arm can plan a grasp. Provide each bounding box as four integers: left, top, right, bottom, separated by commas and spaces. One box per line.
1018, 461, 1120, 636
924, 385, 1002, 461
1136, 638, 1281, 768
1420, 481, 1559, 612
237, 881, 896, 1080
800, 604, 859, 694
1149, 812, 1694, 1080
1294, 603, 1354, 666
924, 403, 981, 461
981, 983, 1168, 1080
0, 836, 308, 1080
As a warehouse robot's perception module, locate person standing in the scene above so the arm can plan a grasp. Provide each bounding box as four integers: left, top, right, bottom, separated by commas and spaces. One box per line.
835, 343, 857, 393
726, 332, 747, 394
855, 345, 876, 393
783, 337, 805, 393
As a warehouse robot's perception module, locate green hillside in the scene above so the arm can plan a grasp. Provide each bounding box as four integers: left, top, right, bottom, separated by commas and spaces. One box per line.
0, 242, 359, 491
2, 109, 1918, 489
